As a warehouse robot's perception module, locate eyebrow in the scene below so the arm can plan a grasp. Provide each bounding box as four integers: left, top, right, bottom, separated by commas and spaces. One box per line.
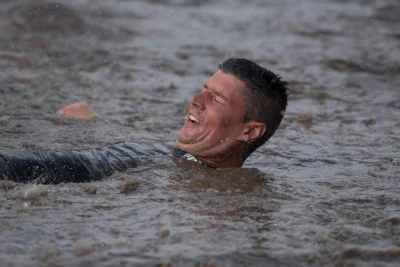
203, 84, 229, 101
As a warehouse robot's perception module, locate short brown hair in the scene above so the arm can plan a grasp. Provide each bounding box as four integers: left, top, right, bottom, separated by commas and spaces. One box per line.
219, 58, 288, 153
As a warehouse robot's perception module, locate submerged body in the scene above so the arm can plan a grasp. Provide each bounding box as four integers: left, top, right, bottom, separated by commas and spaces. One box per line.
0, 58, 288, 184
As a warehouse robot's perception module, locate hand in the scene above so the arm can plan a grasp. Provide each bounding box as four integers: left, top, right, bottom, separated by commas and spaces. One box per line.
56, 102, 99, 121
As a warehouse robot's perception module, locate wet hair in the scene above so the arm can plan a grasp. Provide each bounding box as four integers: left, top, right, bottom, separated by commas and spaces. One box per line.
218, 58, 289, 154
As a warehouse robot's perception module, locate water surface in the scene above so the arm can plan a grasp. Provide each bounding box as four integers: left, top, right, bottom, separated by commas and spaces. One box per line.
0, 0, 399, 266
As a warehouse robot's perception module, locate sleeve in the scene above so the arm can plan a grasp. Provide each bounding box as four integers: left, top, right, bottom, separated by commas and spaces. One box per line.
0, 142, 149, 184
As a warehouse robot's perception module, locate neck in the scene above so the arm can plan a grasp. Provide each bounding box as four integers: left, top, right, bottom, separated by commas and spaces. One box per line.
195, 143, 248, 168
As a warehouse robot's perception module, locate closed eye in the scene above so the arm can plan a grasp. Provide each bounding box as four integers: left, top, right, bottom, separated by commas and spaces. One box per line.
202, 84, 227, 105
215, 95, 224, 104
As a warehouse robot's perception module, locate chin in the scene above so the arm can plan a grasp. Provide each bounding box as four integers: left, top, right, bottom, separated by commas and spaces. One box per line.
175, 135, 201, 155
177, 127, 198, 144
176, 133, 193, 149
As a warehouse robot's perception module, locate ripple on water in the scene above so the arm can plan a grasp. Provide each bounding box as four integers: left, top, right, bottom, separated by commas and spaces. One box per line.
7, 3, 86, 34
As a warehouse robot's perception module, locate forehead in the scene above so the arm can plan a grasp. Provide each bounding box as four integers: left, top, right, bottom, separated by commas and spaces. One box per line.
205, 70, 246, 102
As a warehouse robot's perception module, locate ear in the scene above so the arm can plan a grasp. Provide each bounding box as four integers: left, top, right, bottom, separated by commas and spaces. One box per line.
238, 121, 267, 143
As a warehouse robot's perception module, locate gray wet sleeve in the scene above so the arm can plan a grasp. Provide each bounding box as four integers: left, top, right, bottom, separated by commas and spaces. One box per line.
0, 142, 166, 184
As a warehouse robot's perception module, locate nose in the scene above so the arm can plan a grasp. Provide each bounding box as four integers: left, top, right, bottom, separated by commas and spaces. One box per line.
191, 91, 208, 110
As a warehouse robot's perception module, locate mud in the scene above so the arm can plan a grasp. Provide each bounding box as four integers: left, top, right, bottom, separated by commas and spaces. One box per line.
0, 0, 399, 266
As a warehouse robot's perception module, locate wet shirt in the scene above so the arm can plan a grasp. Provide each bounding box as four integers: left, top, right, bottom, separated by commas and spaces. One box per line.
0, 142, 205, 184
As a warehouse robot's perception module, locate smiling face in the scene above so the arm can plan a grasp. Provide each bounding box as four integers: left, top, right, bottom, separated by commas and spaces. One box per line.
176, 70, 248, 159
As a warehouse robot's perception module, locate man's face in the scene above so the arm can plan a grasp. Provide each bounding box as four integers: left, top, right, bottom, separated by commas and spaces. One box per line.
176, 70, 247, 157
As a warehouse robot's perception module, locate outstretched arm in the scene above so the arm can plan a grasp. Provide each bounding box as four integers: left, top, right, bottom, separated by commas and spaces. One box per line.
0, 103, 166, 184
0, 142, 151, 184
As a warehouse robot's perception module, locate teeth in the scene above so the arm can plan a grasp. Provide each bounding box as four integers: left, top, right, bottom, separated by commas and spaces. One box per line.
189, 114, 200, 123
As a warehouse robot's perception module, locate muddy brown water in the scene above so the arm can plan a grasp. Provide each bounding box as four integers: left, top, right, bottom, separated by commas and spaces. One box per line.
0, 0, 399, 266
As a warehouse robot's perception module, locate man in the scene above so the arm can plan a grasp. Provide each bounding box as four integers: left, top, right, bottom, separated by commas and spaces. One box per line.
0, 58, 288, 184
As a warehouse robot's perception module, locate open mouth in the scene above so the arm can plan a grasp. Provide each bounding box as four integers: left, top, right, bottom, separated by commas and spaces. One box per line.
188, 114, 200, 124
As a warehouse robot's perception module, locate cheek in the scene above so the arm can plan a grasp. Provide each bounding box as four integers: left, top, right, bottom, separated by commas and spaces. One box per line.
210, 111, 230, 127
206, 104, 244, 130
221, 119, 231, 129
209, 112, 237, 132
